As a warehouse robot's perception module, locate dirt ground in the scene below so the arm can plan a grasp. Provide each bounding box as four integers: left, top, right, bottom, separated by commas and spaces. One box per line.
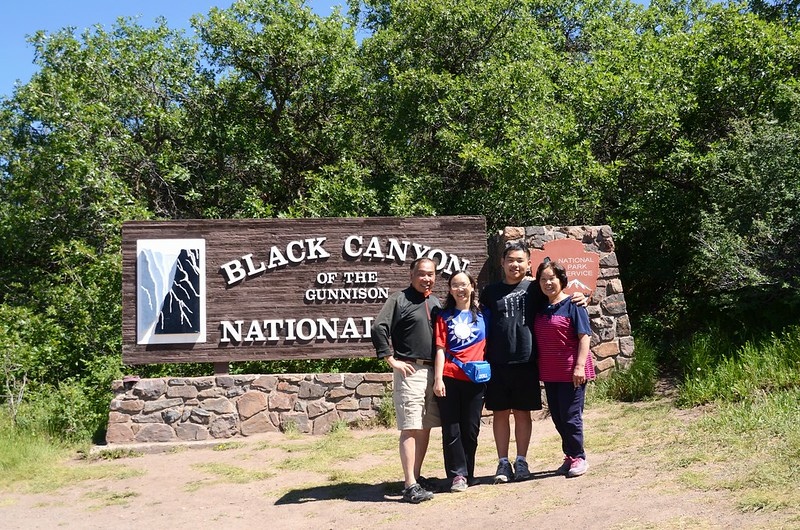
0, 403, 787, 530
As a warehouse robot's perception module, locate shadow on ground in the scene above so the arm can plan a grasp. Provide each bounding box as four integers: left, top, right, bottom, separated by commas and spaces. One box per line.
275, 481, 396, 504
275, 470, 560, 505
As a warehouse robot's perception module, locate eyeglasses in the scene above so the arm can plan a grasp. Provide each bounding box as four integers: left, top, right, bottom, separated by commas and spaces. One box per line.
450, 283, 471, 290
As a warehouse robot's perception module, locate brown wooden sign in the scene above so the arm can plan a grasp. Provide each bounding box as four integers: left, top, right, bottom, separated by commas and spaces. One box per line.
122, 216, 487, 364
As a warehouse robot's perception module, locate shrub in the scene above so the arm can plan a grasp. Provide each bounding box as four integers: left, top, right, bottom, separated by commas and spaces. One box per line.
0, 305, 61, 424
595, 339, 658, 402
376, 391, 396, 428
677, 325, 800, 407
14, 381, 104, 443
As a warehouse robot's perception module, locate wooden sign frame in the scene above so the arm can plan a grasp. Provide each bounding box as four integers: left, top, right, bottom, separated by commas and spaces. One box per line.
122, 216, 487, 364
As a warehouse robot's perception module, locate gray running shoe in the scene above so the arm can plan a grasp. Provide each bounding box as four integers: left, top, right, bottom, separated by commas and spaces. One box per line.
494, 460, 512, 484
451, 475, 468, 493
513, 458, 531, 481
402, 483, 434, 503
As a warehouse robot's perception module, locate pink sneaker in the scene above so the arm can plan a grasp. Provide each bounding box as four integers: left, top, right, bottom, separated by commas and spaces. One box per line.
451, 475, 468, 492
567, 457, 588, 477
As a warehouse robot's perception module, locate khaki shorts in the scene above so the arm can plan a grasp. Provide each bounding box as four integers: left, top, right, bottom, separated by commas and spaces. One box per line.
392, 366, 441, 430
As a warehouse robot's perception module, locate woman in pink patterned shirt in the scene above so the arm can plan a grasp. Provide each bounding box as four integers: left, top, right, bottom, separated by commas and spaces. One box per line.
533, 259, 594, 478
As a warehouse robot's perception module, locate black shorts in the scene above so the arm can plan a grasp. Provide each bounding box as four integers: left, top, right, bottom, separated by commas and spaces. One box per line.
484, 362, 542, 412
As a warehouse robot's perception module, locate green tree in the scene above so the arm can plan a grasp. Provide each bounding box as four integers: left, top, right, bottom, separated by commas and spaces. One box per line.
3, 0, 800, 440
192, 0, 369, 218
0, 18, 203, 437
357, 0, 616, 228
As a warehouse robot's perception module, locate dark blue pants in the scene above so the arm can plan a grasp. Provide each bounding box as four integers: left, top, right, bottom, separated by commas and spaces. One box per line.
436, 376, 485, 479
544, 382, 586, 459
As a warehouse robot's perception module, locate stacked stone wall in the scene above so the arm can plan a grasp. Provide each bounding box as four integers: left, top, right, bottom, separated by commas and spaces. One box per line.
106, 373, 392, 444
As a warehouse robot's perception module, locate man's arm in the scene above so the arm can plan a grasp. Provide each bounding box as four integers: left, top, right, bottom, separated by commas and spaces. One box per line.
570, 291, 590, 307
371, 294, 416, 377
371, 295, 397, 359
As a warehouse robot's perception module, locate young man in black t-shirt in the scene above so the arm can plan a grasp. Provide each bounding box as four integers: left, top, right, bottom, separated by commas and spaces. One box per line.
480, 242, 540, 483
481, 241, 586, 484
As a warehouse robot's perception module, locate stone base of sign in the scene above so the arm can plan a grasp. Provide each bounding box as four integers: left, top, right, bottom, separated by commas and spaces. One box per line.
105, 373, 393, 444
105, 374, 571, 445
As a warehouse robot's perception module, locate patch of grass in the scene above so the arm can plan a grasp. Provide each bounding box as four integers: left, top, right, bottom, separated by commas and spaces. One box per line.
676, 388, 800, 512
0, 419, 143, 493
190, 462, 275, 483
85, 487, 140, 507
587, 400, 678, 454
677, 326, 800, 407
276, 429, 395, 472
22, 463, 144, 493
328, 419, 349, 434
737, 492, 791, 513
678, 470, 716, 491
274, 440, 336, 469
590, 339, 658, 403
376, 391, 395, 428
281, 420, 301, 436
83, 448, 144, 461
270, 428, 397, 485
183, 479, 212, 492
530, 440, 563, 467
326, 460, 397, 484
252, 439, 278, 451
669, 451, 706, 470
0, 416, 71, 482
212, 441, 245, 452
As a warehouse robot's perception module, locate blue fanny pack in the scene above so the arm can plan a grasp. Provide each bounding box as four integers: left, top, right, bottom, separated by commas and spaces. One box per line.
447, 353, 491, 384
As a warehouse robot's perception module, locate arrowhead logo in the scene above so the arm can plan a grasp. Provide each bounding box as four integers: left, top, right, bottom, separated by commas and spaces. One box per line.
530, 239, 599, 295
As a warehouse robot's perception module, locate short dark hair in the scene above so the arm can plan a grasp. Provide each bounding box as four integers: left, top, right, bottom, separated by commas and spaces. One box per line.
535, 258, 568, 290
503, 241, 529, 259
410, 257, 436, 271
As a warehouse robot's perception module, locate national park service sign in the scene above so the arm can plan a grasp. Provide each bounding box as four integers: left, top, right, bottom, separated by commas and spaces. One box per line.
530, 239, 600, 295
122, 216, 487, 364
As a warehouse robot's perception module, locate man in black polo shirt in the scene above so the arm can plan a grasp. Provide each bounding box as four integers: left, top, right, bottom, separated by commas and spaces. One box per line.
372, 257, 441, 503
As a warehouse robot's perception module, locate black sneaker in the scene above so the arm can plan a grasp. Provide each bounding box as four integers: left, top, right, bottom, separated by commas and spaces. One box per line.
402, 483, 434, 504
494, 460, 513, 484
513, 458, 531, 481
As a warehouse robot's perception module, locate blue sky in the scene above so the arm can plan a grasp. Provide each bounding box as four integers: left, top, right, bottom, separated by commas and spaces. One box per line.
1, 1, 345, 99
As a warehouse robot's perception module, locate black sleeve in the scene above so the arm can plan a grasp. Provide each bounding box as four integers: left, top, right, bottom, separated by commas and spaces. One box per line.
371, 294, 399, 359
